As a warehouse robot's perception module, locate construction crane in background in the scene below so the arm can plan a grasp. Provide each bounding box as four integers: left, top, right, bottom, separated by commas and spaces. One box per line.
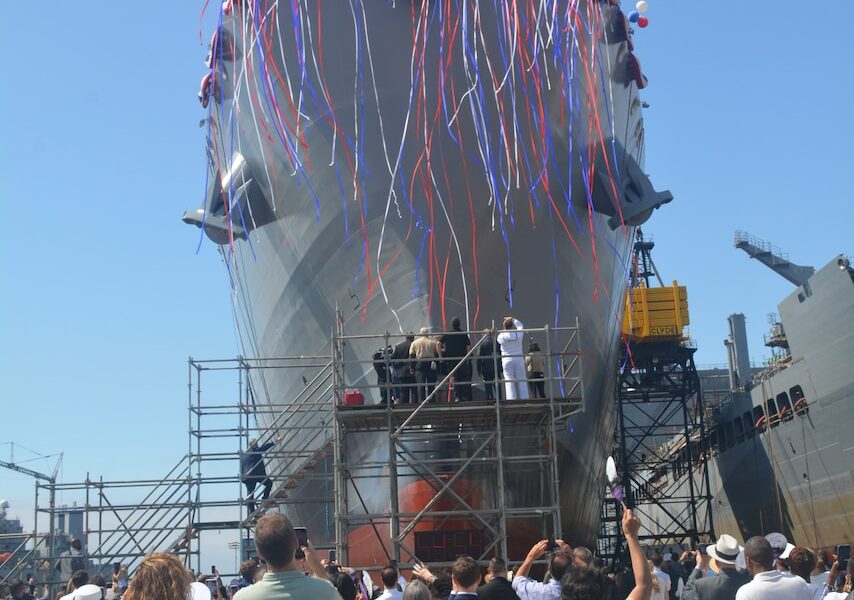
0, 450, 62, 484
0, 443, 63, 586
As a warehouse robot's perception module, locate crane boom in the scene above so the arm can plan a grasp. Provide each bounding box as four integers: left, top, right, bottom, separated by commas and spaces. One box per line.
734, 231, 815, 287
0, 459, 54, 483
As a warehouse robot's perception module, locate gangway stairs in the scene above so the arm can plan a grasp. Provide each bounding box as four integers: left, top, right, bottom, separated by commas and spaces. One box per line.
171, 356, 337, 554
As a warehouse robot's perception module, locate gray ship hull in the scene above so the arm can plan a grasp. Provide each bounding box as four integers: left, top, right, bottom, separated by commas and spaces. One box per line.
191, 0, 662, 559
641, 259, 854, 548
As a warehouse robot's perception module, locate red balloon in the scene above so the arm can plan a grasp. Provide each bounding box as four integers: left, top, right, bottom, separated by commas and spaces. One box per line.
637, 16, 649, 28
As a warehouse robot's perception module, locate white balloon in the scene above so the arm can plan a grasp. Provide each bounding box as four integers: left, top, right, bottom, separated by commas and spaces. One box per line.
636, 0, 649, 13
606, 456, 618, 483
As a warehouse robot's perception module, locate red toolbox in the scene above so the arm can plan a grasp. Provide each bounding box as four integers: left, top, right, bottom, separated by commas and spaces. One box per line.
343, 389, 364, 406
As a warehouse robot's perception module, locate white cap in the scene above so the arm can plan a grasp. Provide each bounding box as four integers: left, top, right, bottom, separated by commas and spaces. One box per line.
189, 582, 212, 600
765, 532, 794, 559
70, 585, 103, 600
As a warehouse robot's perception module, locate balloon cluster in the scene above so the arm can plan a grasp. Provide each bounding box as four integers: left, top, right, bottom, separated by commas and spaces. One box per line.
628, 0, 650, 29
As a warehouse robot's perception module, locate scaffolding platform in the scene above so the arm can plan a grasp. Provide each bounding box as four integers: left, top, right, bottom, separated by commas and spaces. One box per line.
336, 398, 582, 431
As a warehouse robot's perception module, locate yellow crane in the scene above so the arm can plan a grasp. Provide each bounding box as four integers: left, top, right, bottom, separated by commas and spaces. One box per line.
621, 229, 690, 343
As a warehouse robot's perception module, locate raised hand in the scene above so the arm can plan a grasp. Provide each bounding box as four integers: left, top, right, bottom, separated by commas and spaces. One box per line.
413, 563, 436, 584
622, 509, 641, 538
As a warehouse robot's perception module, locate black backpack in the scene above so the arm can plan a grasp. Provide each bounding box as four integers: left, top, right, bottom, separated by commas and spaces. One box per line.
70, 553, 85, 572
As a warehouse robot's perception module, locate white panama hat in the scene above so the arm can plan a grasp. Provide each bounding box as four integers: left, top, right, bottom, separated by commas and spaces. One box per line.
706, 534, 743, 566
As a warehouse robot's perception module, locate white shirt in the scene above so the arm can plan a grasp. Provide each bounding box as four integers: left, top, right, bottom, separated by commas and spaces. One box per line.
651, 567, 671, 600
806, 582, 825, 600
735, 570, 811, 600
376, 588, 403, 600
497, 319, 524, 360
511, 575, 561, 600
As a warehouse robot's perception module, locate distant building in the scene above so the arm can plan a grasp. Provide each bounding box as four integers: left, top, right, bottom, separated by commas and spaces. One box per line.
55, 505, 85, 546
0, 502, 27, 577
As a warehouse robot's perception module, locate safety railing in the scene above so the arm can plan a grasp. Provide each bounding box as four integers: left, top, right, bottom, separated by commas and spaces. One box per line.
330, 321, 584, 416
734, 230, 790, 262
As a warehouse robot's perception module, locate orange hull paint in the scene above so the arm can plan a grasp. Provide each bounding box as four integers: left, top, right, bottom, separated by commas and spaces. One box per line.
346, 478, 548, 566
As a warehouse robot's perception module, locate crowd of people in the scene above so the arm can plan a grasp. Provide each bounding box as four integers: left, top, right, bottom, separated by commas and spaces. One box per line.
620, 532, 852, 600
375, 316, 552, 405
2, 556, 128, 600
3, 514, 851, 600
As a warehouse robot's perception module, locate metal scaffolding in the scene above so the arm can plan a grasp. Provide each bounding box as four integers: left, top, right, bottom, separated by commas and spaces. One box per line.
3, 321, 585, 586
1, 355, 335, 588
330, 321, 585, 568
599, 341, 715, 565
173, 353, 338, 568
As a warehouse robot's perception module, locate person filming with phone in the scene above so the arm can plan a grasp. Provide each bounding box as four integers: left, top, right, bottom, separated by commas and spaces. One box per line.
233, 514, 340, 600
822, 545, 853, 600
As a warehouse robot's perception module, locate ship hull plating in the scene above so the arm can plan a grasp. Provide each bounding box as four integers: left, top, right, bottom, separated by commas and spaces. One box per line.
199, 0, 646, 559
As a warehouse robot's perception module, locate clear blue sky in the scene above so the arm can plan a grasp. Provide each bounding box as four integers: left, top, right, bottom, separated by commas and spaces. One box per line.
1, 1, 851, 573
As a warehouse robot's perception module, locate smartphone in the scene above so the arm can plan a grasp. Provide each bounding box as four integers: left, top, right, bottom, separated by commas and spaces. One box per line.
211, 565, 217, 576
205, 579, 218, 594
328, 549, 337, 563
113, 563, 121, 575
294, 527, 308, 549
838, 544, 851, 570
547, 536, 557, 553
699, 544, 708, 556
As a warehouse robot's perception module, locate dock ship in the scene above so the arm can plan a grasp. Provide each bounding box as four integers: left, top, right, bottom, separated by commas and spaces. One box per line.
643, 235, 854, 549
184, 0, 672, 563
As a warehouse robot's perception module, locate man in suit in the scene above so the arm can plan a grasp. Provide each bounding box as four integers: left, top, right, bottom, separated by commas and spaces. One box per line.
451, 556, 481, 600
240, 436, 283, 513
681, 534, 751, 600
478, 558, 520, 600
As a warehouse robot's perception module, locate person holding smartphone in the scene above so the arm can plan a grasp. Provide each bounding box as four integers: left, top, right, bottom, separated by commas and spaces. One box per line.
681, 535, 750, 600
112, 564, 128, 598
232, 514, 338, 600
822, 551, 853, 599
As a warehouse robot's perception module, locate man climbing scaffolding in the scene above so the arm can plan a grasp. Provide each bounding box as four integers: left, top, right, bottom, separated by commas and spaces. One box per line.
240, 436, 283, 513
